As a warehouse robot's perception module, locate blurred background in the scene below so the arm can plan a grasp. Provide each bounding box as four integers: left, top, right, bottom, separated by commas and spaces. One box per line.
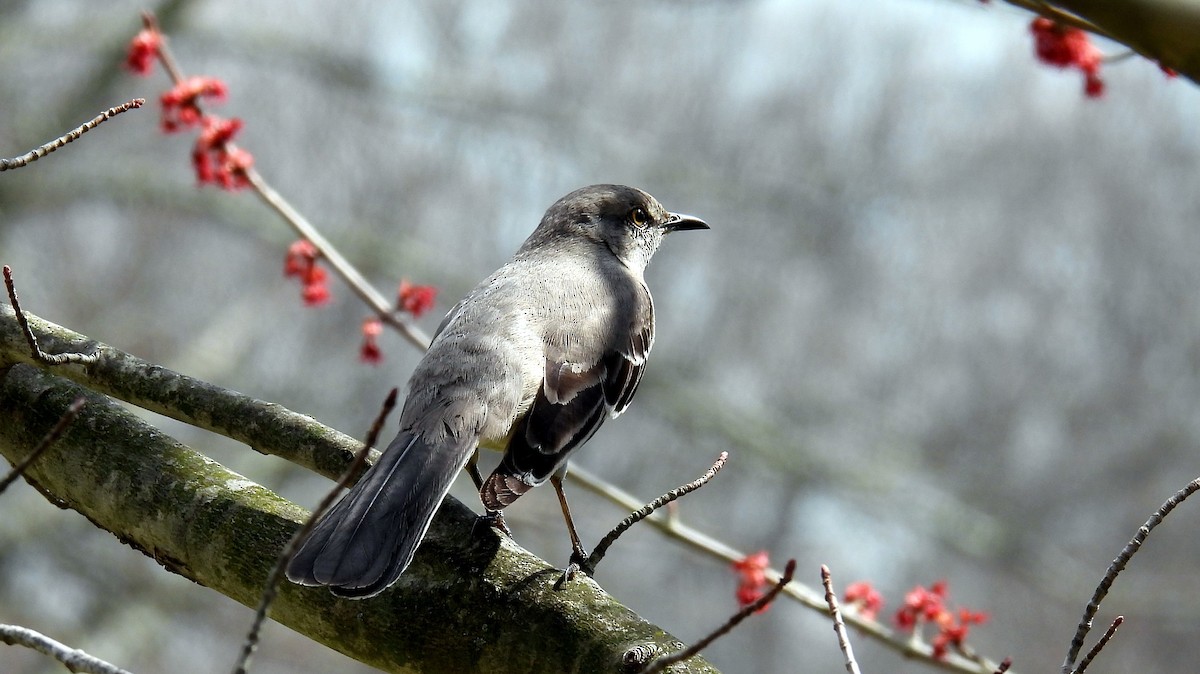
3, 0, 1199, 672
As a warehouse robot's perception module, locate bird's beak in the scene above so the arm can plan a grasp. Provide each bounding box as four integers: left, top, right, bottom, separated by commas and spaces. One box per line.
664, 212, 709, 232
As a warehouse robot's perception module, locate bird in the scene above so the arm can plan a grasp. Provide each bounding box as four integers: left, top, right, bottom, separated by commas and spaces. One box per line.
286, 184, 708, 598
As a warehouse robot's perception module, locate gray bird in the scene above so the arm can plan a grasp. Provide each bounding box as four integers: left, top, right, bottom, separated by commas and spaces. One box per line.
286, 184, 707, 598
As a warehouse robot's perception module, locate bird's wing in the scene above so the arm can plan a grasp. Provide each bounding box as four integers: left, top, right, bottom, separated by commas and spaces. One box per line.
480, 292, 654, 509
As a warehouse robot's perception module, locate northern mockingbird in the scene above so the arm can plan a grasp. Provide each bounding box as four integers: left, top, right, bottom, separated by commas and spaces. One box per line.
287, 184, 707, 598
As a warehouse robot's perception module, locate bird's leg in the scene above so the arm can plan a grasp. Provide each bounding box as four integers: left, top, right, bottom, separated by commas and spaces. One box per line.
467, 450, 511, 536
551, 472, 588, 568
466, 449, 485, 490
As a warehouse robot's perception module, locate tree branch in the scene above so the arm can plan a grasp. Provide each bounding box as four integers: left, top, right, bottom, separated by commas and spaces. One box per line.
0, 302, 362, 482
0, 624, 133, 674
0, 98, 144, 172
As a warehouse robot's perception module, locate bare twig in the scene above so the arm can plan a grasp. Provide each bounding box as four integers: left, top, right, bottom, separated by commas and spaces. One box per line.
0, 98, 144, 172
639, 559, 795, 674
4, 266, 100, 365
995, 657, 1013, 674
1074, 615, 1122, 674
1101, 50, 1139, 65
1062, 477, 1200, 673
821, 565, 862, 674
580, 452, 727, 575
0, 396, 85, 496
953, 642, 995, 670
231, 388, 399, 674
0, 624, 133, 674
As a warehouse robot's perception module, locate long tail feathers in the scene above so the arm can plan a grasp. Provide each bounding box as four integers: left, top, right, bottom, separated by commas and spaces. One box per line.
286, 430, 476, 598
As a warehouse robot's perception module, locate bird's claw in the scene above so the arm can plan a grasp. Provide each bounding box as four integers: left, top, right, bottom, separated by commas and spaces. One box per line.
474, 510, 511, 537
555, 562, 581, 589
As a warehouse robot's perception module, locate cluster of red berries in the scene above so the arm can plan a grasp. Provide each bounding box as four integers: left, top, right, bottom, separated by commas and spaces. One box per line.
126, 28, 253, 189
126, 23, 438, 365
732, 553, 986, 661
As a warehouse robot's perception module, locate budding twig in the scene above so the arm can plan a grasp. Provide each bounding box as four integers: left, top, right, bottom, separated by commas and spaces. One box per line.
0, 396, 85, 497
1062, 477, 1200, 674
580, 451, 728, 575
4, 266, 100, 365
0, 98, 144, 172
639, 559, 796, 674
1074, 616, 1122, 674
821, 565, 863, 674
230, 388, 398, 674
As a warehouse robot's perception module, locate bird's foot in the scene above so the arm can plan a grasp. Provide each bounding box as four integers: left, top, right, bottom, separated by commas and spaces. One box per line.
478, 509, 511, 537
553, 548, 593, 589
554, 562, 581, 589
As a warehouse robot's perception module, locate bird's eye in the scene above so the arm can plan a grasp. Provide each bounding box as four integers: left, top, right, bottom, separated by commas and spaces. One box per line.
629, 207, 649, 228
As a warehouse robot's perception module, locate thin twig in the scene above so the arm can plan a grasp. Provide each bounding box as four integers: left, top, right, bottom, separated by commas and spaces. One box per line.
821, 565, 863, 674
4, 266, 100, 365
1074, 615, 1122, 674
639, 559, 796, 674
231, 388, 399, 674
995, 657, 1013, 674
1101, 50, 1138, 65
956, 643, 997, 671
1062, 477, 1200, 673
244, 169, 431, 350
0, 624, 133, 674
141, 11, 185, 83
1080, 614, 1123, 671
581, 451, 727, 575
0, 98, 144, 172
0, 396, 85, 496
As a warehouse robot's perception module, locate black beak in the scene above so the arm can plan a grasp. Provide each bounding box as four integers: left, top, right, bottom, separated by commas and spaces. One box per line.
664, 212, 709, 232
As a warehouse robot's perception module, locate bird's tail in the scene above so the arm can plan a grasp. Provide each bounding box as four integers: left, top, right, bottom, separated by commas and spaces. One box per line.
286, 429, 476, 598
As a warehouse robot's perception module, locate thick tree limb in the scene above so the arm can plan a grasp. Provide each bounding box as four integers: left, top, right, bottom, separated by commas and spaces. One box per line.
0, 316, 715, 673
0, 303, 363, 482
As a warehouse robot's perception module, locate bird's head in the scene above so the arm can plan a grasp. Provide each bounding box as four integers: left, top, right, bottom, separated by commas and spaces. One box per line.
526, 184, 708, 273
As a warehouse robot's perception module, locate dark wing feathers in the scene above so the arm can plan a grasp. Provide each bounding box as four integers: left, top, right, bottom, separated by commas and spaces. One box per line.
480, 317, 654, 510
609, 322, 652, 415
526, 365, 609, 455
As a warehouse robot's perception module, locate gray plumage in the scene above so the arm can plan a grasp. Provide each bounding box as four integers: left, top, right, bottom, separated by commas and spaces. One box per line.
286, 184, 707, 598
